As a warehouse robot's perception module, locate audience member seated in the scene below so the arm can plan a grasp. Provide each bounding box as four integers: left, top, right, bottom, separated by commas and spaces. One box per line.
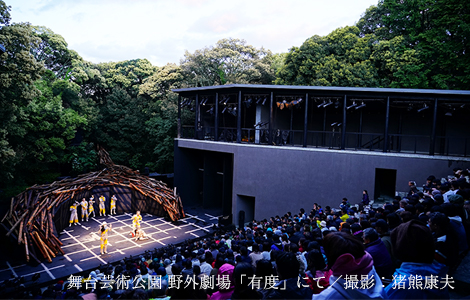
312, 232, 386, 299
264, 251, 313, 299
385, 220, 449, 299
362, 228, 394, 279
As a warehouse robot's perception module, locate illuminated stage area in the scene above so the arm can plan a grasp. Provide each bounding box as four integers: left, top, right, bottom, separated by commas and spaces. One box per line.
0, 210, 220, 288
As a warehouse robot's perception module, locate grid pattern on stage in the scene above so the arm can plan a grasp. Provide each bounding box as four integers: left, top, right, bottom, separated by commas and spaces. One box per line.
0, 211, 220, 286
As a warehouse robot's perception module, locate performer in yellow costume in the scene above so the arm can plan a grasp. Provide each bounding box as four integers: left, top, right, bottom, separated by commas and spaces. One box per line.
110, 195, 117, 215
131, 211, 142, 230
80, 198, 88, 222
98, 222, 112, 255
99, 195, 106, 216
69, 201, 80, 227
88, 196, 96, 218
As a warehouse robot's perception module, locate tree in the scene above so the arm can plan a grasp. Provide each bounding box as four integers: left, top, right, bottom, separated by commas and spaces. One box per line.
357, 0, 470, 89
140, 64, 185, 173
371, 36, 428, 88
99, 59, 157, 96
0, 0, 10, 26
356, 2, 391, 39
32, 26, 81, 79
0, 3, 44, 182
275, 26, 380, 87
181, 38, 276, 86
19, 72, 87, 162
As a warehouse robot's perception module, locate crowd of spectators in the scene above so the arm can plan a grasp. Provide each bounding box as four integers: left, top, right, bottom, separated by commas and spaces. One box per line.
9, 168, 470, 299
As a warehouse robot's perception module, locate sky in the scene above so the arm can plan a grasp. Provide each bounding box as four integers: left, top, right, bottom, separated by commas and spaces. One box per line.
10, 0, 378, 67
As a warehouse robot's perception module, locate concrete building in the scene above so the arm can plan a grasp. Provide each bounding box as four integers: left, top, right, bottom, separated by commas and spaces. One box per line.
173, 84, 470, 226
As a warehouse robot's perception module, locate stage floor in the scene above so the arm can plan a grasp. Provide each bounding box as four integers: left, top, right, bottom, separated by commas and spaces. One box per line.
0, 210, 220, 288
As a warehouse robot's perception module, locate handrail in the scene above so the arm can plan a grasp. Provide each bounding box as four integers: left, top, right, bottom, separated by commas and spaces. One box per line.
179, 126, 470, 157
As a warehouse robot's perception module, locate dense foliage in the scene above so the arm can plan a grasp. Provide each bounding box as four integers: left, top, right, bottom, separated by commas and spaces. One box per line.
277, 0, 470, 89
0, 0, 469, 201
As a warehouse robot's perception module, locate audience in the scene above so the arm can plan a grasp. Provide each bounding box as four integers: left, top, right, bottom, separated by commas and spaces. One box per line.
312, 232, 387, 299
7, 171, 470, 300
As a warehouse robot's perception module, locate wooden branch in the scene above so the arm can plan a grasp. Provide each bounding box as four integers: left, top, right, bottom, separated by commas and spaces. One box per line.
30, 232, 48, 261
2, 146, 185, 263
18, 220, 24, 244
34, 231, 54, 262
24, 232, 29, 262
47, 195, 61, 211
6, 212, 27, 237
9, 197, 14, 219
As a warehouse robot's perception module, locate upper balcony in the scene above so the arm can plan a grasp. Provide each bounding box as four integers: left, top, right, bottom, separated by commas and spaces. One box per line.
173, 84, 470, 157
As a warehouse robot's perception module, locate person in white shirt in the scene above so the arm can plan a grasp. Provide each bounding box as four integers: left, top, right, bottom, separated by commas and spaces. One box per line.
199, 254, 213, 276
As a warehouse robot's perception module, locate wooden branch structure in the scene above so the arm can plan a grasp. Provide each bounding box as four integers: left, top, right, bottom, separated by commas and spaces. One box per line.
2, 145, 185, 263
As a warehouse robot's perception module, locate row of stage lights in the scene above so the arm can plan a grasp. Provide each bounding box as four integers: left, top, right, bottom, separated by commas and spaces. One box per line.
181, 97, 463, 116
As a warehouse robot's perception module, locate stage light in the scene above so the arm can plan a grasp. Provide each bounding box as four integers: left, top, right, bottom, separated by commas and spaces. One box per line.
417, 104, 429, 113
346, 102, 357, 110
262, 97, 267, 105
317, 101, 326, 108
445, 111, 452, 117
323, 100, 333, 108
207, 107, 214, 115
277, 99, 287, 110
244, 97, 252, 108
290, 97, 303, 106
222, 106, 228, 113
254, 121, 268, 128
230, 106, 237, 116
355, 102, 366, 110
334, 100, 340, 108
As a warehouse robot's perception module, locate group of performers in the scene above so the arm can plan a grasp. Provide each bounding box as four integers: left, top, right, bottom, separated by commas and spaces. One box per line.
95, 211, 149, 255
69, 195, 118, 226
70, 195, 150, 254
130, 211, 150, 241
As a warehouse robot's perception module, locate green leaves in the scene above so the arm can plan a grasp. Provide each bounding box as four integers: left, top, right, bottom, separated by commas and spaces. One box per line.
358, 0, 470, 90
0, 0, 10, 26
276, 27, 380, 87
64, 142, 97, 173
181, 38, 276, 86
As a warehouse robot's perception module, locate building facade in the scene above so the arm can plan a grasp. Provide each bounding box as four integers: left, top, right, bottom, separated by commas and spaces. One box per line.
173, 84, 470, 226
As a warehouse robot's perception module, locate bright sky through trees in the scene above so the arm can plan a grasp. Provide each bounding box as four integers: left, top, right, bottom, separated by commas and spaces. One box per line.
11, 0, 377, 66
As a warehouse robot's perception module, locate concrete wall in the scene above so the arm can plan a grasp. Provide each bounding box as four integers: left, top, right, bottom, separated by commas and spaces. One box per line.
175, 139, 470, 226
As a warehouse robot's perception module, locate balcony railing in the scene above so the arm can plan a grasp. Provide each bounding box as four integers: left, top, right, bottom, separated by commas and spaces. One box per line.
181, 125, 469, 157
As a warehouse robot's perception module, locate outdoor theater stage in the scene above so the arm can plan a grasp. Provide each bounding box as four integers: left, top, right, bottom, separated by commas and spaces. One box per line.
0, 210, 220, 288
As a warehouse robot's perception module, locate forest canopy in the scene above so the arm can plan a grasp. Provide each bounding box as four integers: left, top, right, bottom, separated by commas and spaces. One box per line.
0, 0, 469, 201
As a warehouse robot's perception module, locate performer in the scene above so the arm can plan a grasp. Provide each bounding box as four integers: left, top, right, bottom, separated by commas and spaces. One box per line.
110, 195, 117, 215
131, 211, 142, 230
89, 196, 96, 218
69, 201, 80, 227
134, 225, 150, 241
99, 195, 106, 216
80, 198, 88, 222
98, 222, 112, 255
